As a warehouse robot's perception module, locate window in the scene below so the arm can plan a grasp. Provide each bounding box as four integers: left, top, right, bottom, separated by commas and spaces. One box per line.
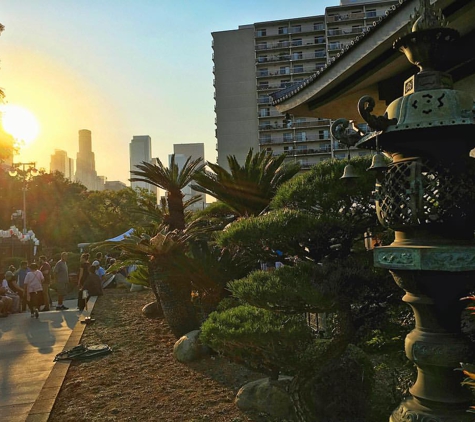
329, 42, 341, 50
295, 118, 306, 124
257, 55, 267, 63
315, 50, 325, 58
292, 38, 303, 46
314, 23, 324, 31
260, 134, 271, 144
256, 29, 266, 37
256, 42, 267, 50
315, 36, 325, 44
260, 120, 271, 130
292, 52, 303, 60
283, 133, 293, 142
291, 25, 302, 33
328, 28, 340, 36
296, 132, 306, 141
258, 68, 269, 77
258, 95, 269, 104
280, 80, 291, 88
293, 65, 304, 74
279, 66, 290, 75
258, 82, 269, 90
259, 108, 270, 117
319, 130, 329, 140
366, 9, 376, 18
278, 40, 289, 48
278, 26, 289, 35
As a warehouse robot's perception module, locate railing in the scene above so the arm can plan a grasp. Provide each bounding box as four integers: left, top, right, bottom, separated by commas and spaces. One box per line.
327, 27, 365, 37
258, 119, 331, 131
326, 11, 379, 23
256, 39, 318, 51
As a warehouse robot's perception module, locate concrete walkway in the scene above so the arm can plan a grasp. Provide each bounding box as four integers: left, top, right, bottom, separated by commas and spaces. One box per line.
0, 297, 97, 422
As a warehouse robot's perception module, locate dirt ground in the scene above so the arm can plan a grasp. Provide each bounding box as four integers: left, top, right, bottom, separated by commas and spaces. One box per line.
48, 288, 268, 422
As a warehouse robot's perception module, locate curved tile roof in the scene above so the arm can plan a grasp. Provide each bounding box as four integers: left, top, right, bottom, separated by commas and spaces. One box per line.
270, 0, 410, 106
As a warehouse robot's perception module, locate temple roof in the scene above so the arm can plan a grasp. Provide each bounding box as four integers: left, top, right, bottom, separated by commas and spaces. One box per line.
272, 0, 475, 121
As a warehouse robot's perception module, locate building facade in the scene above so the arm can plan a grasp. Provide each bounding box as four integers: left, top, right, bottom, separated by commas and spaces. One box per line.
172, 143, 206, 211
75, 129, 104, 191
129, 135, 157, 195
50, 149, 74, 180
212, 0, 397, 169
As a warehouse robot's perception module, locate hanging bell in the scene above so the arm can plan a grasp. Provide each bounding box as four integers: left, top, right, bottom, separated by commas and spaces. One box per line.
366, 152, 388, 172
340, 163, 359, 179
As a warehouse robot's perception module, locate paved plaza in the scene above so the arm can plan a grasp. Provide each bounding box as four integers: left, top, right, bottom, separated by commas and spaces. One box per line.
0, 298, 97, 422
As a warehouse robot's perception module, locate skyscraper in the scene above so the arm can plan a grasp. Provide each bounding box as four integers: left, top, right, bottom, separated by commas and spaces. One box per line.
75, 129, 104, 191
50, 149, 74, 180
172, 143, 205, 210
129, 135, 157, 195
212, 0, 397, 170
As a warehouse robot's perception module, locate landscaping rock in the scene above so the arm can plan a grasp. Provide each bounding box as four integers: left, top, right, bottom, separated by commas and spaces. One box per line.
130, 283, 144, 292
142, 301, 163, 319
235, 376, 295, 420
173, 330, 210, 363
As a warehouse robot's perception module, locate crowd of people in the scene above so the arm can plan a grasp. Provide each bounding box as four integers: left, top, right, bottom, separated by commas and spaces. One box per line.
0, 251, 107, 318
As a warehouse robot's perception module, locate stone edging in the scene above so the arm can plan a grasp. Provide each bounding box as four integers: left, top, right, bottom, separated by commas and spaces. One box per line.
25, 296, 98, 422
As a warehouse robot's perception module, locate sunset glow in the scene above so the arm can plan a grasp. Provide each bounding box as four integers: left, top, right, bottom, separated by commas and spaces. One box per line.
1, 104, 40, 144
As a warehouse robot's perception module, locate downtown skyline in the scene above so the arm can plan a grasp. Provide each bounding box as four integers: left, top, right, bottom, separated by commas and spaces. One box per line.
1, 0, 336, 184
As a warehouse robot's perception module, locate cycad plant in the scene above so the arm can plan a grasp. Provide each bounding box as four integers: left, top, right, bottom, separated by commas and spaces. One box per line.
192, 149, 300, 217
130, 154, 204, 230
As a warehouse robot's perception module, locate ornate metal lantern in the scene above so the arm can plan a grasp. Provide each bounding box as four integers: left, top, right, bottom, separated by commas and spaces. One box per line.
333, 1, 475, 420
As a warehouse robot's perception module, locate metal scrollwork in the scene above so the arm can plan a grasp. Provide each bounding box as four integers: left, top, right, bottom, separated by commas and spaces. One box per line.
330, 118, 364, 147
358, 95, 397, 131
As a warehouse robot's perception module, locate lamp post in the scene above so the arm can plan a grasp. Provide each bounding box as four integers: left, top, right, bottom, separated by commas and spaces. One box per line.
333, 1, 475, 420
8, 162, 38, 234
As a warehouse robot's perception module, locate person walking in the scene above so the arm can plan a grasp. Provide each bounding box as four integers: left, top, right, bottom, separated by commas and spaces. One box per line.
23, 262, 44, 318
53, 252, 69, 310
39, 255, 52, 311
15, 261, 29, 312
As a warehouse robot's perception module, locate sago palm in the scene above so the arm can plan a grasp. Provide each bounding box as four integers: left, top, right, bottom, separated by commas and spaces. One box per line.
130, 154, 204, 230
192, 149, 300, 217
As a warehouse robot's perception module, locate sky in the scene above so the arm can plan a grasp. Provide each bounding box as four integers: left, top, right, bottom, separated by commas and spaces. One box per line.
1, 0, 335, 185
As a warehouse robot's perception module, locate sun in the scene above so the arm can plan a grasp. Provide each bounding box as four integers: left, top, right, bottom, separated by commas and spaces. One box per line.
1, 104, 40, 144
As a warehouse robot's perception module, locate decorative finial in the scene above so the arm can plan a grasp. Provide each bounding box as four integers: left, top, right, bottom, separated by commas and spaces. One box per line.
409, 0, 447, 32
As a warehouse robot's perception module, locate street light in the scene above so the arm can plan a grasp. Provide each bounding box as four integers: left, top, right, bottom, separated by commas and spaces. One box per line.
8, 162, 38, 234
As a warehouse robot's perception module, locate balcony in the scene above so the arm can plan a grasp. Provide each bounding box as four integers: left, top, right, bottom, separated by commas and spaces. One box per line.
327, 27, 365, 37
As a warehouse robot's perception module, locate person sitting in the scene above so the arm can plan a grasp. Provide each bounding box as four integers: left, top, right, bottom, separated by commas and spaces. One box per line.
0, 293, 13, 316
1, 271, 21, 313
91, 260, 106, 281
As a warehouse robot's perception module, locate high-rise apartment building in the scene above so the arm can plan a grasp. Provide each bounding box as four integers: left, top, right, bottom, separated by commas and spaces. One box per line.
75, 129, 104, 191
50, 149, 74, 180
212, 0, 397, 170
172, 143, 206, 210
129, 135, 157, 195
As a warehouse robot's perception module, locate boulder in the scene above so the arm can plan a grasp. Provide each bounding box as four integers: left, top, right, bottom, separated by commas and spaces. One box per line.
173, 330, 210, 363
235, 376, 295, 420
142, 301, 163, 319
130, 283, 144, 292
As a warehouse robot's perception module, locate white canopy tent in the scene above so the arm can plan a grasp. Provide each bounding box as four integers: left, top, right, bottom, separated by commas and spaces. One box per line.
77, 228, 134, 252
